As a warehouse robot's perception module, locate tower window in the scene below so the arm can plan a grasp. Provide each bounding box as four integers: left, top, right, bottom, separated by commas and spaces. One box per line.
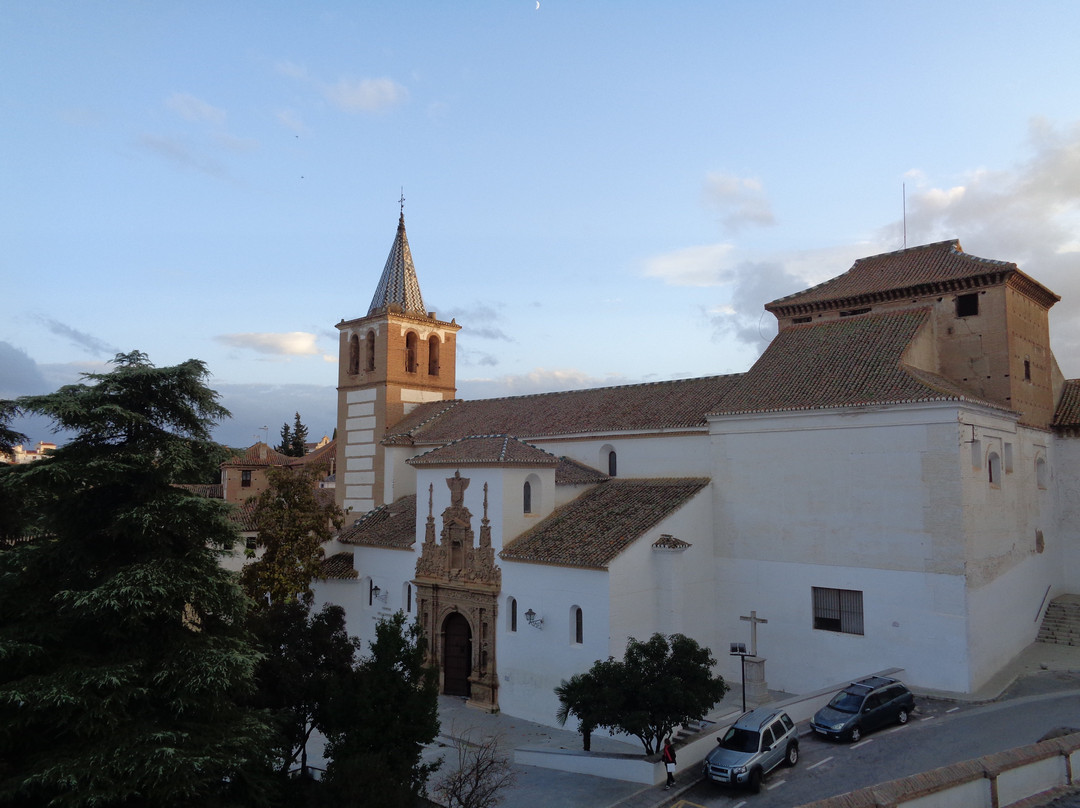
988, 451, 1001, 487
1024, 359, 1031, 381
428, 335, 440, 376
365, 330, 376, 372
523, 481, 532, 514
405, 332, 418, 373
956, 293, 979, 318
348, 334, 360, 375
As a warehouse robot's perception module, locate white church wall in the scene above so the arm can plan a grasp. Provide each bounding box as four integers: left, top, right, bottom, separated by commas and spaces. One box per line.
497, 563, 611, 728
1054, 435, 1080, 589
607, 486, 716, 652
716, 557, 970, 694
499, 466, 558, 544
530, 432, 712, 480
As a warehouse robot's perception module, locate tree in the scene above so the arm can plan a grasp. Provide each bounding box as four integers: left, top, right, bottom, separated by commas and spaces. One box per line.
0, 351, 274, 807
432, 732, 516, 808
274, 413, 308, 458
321, 612, 440, 808
555, 633, 728, 754
239, 462, 344, 607
0, 400, 27, 457
289, 412, 309, 458
247, 602, 359, 789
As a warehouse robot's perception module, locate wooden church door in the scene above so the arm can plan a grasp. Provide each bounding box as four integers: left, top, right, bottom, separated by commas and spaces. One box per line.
442, 612, 472, 697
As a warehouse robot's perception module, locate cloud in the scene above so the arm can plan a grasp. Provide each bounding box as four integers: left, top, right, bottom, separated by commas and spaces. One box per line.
643, 243, 737, 287
137, 134, 229, 179
0, 343, 51, 398
211, 382, 337, 449
166, 92, 226, 126
215, 133, 259, 152
323, 77, 408, 113
276, 109, 308, 134
34, 317, 119, 357
215, 332, 322, 357
703, 172, 776, 234
446, 303, 513, 341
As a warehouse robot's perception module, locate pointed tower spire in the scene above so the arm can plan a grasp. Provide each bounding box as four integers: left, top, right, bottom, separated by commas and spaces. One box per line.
367, 211, 427, 317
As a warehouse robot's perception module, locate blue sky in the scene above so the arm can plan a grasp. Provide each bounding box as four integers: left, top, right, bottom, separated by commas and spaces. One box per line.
4, 2, 1080, 447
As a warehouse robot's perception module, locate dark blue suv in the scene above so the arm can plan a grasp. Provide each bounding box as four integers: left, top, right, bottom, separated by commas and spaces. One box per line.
810, 676, 915, 742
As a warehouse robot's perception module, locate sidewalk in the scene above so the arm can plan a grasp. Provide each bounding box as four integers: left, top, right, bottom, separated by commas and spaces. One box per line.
423, 640, 1080, 808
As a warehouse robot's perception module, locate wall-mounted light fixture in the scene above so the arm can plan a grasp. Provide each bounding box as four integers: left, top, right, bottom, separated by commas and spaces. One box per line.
525, 608, 544, 629
369, 581, 383, 605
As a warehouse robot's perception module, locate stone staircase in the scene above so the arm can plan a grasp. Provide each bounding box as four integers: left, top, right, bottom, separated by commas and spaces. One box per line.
1037, 595, 1080, 647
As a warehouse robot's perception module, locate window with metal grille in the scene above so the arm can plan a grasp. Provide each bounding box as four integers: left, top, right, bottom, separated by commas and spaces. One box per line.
812, 587, 864, 635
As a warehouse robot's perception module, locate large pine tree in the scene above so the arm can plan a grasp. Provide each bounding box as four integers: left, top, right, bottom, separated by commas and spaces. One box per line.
0, 352, 273, 807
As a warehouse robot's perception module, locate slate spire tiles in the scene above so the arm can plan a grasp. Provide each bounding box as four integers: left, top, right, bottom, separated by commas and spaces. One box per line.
368, 212, 427, 317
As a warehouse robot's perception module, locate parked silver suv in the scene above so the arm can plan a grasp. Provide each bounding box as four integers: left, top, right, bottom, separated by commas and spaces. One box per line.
702, 707, 798, 793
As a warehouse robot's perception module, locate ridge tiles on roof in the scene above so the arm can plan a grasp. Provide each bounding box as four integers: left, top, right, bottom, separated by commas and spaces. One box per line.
765, 240, 1025, 311
407, 434, 560, 467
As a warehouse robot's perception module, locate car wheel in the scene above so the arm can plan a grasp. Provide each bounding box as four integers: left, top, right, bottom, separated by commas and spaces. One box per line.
748, 768, 762, 794
850, 726, 861, 742
897, 709, 909, 725
784, 742, 799, 767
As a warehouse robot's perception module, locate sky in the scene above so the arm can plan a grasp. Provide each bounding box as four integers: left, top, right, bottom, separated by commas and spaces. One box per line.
4, 2, 1080, 448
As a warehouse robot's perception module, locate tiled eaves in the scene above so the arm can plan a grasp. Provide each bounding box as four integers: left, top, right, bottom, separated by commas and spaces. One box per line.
555, 456, 609, 486
222, 442, 294, 467
765, 240, 1057, 316
337, 494, 417, 549
499, 478, 709, 570
406, 434, 561, 468
1053, 379, 1080, 434
319, 551, 359, 580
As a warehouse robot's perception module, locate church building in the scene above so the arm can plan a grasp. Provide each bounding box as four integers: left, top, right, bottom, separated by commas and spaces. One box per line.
313, 213, 1080, 728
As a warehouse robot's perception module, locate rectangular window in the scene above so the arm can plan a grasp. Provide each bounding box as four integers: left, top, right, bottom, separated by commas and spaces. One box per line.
241, 470, 252, 488
956, 293, 979, 317
812, 587, 864, 635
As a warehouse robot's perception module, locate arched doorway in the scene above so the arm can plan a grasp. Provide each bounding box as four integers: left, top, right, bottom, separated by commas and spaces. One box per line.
442, 612, 472, 697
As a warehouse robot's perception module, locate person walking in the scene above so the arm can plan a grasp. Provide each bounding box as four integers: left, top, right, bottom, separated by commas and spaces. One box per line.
662, 737, 677, 790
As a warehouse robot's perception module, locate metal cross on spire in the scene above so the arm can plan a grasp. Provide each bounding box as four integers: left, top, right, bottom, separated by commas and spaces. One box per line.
399, 188, 405, 217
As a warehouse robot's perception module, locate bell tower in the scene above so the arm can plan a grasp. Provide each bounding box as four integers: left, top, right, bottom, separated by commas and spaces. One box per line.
335, 211, 460, 515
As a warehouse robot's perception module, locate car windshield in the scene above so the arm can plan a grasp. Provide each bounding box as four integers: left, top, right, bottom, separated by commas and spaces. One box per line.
827, 691, 864, 713
720, 727, 760, 753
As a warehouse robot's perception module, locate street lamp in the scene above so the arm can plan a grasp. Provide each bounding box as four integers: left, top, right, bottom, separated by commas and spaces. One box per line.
729, 642, 748, 712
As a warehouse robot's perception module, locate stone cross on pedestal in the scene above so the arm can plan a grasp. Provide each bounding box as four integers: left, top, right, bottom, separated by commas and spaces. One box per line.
740, 610, 768, 657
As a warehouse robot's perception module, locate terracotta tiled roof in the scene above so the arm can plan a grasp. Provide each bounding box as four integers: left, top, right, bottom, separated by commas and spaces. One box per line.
653, 534, 691, 550
319, 551, 359, 580
1053, 380, 1080, 432
289, 439, 336, 470
385, 375, 743, 445
710, 309, 1007, 416
221, 442, 292, 468
407, 435, 560, 468
175, 483, 223, 499
766, 240, 1058, 314
227, 500, 258, 531
499, 478, 709, 569
337, 495, 417, 549
555, 456, 609, 486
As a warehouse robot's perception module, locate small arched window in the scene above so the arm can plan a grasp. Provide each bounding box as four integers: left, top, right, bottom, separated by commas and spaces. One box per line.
523, 481, 532, 514
988, 452, 1001, 488
508, 597, 517, 632
608, 450, 617, 478
406, 583, 413, 613
405, 332, 418, 373
428, 335, 440, 376
572, 606, 583, 644
365, 330, 376, 371
348, 334, 360, 375
1036, 456, 1048, 490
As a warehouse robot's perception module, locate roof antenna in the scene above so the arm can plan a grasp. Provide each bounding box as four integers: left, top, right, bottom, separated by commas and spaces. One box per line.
902, 182, 907, 249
